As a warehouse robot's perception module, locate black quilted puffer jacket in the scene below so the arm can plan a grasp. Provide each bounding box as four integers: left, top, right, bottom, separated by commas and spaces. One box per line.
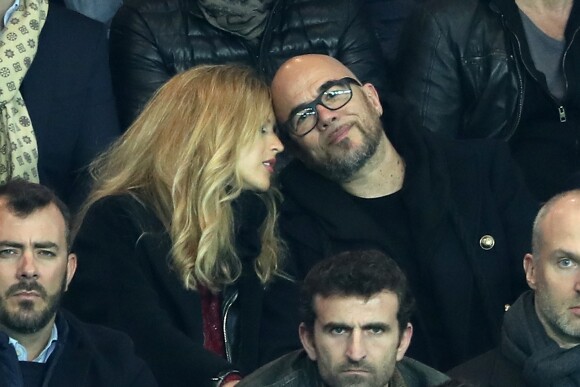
109, 0, 386, 129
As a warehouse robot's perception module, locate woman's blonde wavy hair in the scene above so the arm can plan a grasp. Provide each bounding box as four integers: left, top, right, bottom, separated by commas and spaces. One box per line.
78, 64, 283, 292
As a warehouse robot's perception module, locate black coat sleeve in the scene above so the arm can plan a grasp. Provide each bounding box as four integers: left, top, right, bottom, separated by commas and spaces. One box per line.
109, 3, 172, 130
394, 4, 464, 137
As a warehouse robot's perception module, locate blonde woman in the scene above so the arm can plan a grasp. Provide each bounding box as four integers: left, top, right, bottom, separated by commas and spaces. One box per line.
64, 64, 284, 387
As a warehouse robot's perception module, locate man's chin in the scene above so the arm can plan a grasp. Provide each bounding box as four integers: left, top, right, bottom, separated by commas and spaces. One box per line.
333, 374, 372, 387
0, 299, 58, 334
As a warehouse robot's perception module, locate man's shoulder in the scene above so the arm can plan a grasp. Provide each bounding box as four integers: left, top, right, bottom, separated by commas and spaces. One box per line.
45, 3, 106, 36
397, 357, 450, 387
36, 4, 108, 74
448, 348, 524, 387
239, 350, 321, 387
62, 310, 138, 354
58, 311, 157, 385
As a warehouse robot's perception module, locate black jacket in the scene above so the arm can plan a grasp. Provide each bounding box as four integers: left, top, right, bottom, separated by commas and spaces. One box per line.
266, 109, 537, 371
109, 0, 386, 129
449, 291, 580, 386
238, 350, 450, 387
0, 311, 156, 387
394, 0, 580, 140
64, 194, 269, 387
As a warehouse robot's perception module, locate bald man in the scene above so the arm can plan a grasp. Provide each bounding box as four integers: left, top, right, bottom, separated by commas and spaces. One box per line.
450, 190, 580, 385
260, 54, 538, 371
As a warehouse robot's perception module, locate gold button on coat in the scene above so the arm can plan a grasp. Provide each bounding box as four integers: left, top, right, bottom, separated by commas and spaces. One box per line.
479, 235, 495, 250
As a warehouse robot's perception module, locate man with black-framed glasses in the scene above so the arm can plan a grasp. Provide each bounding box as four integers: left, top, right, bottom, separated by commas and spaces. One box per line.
259, 54, 539, 373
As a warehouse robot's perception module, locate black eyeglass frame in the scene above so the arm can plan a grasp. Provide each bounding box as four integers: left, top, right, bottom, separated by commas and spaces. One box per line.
283, 77, 363, 137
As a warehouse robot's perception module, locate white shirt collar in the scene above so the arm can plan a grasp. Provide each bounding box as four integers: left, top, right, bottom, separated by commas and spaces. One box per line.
8, 323, 59, 363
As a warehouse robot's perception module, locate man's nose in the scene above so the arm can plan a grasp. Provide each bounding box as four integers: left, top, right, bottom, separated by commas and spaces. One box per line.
574, 270, 580, 293
315, 104, 337, 132
17, 251, 38, 279
345, 330, 367, 362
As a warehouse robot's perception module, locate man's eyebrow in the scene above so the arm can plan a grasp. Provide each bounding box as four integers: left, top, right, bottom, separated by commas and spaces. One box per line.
551, 249, 580, 262
33, 242, 59, 250
0, 241, 24, 249
0, 241, 59, 250
362, 322, 391, 331
316, 79, 341, 94
322, 322, 353, 331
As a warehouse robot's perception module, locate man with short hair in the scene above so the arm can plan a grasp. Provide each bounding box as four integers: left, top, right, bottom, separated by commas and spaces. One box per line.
241, 250, 449, 387
262, 54, 538, 371
450, 190, 580, 386
0, 179, 156, 386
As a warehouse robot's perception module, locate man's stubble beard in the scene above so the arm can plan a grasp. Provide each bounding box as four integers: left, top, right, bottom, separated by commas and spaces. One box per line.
536, 287, 580, 344
0, 273, 67, 334
299, 113, 384, 184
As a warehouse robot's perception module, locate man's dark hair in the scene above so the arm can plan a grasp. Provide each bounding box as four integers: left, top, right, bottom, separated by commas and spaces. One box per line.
0, 179, 71, 249
300, 249, 415, 336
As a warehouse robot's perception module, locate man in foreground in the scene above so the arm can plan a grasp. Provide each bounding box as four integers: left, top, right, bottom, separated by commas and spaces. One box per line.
0, 180, 155, 386
242, 250, 449, 386
450, 190, 580, 385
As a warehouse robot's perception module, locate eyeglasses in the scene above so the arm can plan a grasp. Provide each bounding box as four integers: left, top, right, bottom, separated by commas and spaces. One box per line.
284, 77, 362, 137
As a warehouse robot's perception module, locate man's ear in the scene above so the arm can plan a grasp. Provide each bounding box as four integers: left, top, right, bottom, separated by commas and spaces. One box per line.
396, 323, 413, 361
299, 323, 318, 361
65, 253, 77, 291
523, 253, 537, 290
361, 83, 383, 116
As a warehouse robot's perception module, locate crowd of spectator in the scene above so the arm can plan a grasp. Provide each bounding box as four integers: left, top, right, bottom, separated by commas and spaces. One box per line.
0, 0, 578, 386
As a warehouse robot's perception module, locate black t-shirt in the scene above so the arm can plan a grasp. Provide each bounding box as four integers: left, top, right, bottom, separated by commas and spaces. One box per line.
351, 189, 492, 369
350, 191, 451, 366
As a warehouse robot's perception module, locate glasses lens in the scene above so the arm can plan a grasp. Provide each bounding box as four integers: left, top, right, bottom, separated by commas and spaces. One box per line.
288, 79, 355, 136
321, 85, 353, 110
291, 108, 317, 136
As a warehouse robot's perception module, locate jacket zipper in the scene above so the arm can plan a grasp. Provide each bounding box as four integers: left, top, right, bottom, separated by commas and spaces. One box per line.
222, 290, 238, 363
558, 23, 580, 123
559, 105, 567, 122
508, 14, 580, 125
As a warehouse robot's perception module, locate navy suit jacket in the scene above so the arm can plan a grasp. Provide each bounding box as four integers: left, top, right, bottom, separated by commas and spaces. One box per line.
21, 5, 120, 210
